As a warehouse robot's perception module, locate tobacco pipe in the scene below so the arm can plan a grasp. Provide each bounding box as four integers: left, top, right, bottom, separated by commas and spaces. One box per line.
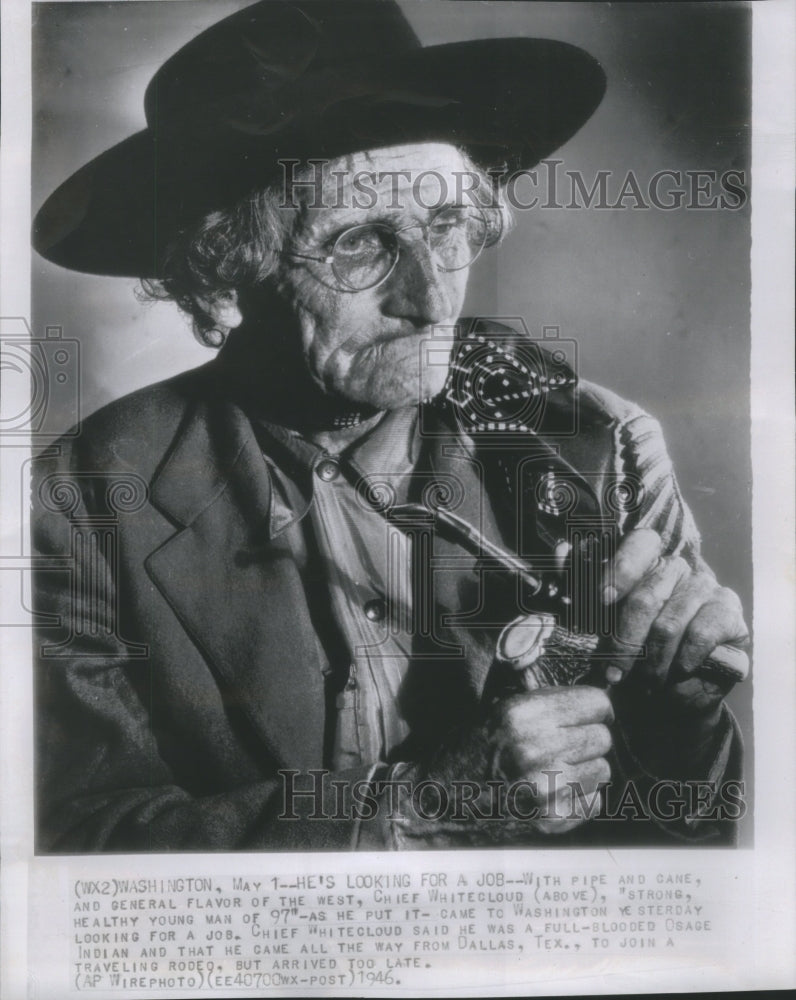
386, 502, 748, 691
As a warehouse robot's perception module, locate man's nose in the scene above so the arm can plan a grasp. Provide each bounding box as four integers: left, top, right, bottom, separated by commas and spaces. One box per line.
381, 235, 455, 326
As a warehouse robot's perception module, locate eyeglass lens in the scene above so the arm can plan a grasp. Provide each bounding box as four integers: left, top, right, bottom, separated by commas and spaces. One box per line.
332, 206, 490, 290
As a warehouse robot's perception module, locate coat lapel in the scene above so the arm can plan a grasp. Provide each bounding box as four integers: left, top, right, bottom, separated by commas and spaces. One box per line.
145, 396, 327, 770
419, 401, 610, 699
140, 371, 619, 763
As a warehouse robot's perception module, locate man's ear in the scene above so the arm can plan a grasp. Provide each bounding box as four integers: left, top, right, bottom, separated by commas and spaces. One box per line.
198, 289, 243, 331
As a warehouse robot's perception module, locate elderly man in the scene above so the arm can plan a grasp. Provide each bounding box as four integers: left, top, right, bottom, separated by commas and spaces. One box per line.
32, 0, 747, 852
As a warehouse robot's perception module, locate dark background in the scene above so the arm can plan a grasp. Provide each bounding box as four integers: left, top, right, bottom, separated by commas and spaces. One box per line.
32, 1, 753, 834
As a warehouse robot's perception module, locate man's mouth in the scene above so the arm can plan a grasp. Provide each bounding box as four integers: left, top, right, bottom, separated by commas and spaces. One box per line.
371, 327, 443, 345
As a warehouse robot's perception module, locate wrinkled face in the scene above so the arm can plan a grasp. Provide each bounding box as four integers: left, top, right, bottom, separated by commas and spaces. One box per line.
274, 143, 473, 410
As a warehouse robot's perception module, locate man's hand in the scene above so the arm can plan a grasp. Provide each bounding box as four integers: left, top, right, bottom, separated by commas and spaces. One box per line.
486, 685, 614, 834
598, 528, 749, 772
394, 685, 614, 843
600, 528, 749, 701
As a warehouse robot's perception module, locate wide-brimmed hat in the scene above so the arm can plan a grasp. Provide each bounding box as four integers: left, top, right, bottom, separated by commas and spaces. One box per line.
33, 0, 606, 278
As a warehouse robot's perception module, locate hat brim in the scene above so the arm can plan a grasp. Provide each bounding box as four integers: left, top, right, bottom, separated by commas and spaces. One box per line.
33, 38, 605, 277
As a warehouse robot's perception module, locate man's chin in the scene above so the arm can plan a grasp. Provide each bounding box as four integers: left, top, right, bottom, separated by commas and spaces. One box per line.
334, 361, 451, 412
346, 376, 449, 411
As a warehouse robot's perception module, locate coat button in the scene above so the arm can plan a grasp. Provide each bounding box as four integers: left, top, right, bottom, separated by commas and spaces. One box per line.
363, 598, 386, 622
316, 458, 340, 482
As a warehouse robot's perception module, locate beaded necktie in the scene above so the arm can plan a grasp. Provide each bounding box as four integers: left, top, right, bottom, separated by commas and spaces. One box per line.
440, 330, 577, 433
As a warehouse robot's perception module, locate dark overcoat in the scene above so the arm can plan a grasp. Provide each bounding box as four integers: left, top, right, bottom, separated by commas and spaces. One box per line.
32, 327, 732, 852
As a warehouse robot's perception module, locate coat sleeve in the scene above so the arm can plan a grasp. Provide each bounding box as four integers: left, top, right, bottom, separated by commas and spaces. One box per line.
612, 406, 703, 565
605, 403, 746, 844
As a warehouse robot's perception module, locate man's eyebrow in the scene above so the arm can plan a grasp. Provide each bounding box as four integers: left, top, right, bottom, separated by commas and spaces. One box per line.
295, 202, 468, 244
293, 209, 412, 244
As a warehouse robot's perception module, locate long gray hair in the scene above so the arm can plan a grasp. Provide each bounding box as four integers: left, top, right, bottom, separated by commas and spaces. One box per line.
141, 152, 512, 347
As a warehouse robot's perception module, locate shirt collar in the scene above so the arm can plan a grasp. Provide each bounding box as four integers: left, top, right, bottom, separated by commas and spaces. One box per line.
254, 407, 416, 474
251, 407, 419, 536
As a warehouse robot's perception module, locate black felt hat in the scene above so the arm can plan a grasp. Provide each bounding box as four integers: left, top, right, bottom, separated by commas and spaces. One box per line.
33, 0, 606, 278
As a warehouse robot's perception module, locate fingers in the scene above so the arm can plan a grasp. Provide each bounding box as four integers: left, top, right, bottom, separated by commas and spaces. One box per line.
602, 528, 663, 604
537, 759, 610, 814
676, 588, 749, 677
494, 687, 613, 779
566, 755, 612, 793
501, 685, 614, 733
599, 543, 750, 693
530, 758, 611, 835
562, 723, 613, 764
486, 688, 614, 836
506, 721, 612, 775
643, 571, 708, 682
601, 555, 690, 681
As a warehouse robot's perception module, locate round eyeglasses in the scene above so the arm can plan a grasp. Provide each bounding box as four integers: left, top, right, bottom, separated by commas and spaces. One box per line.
284, 204, 498, 291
